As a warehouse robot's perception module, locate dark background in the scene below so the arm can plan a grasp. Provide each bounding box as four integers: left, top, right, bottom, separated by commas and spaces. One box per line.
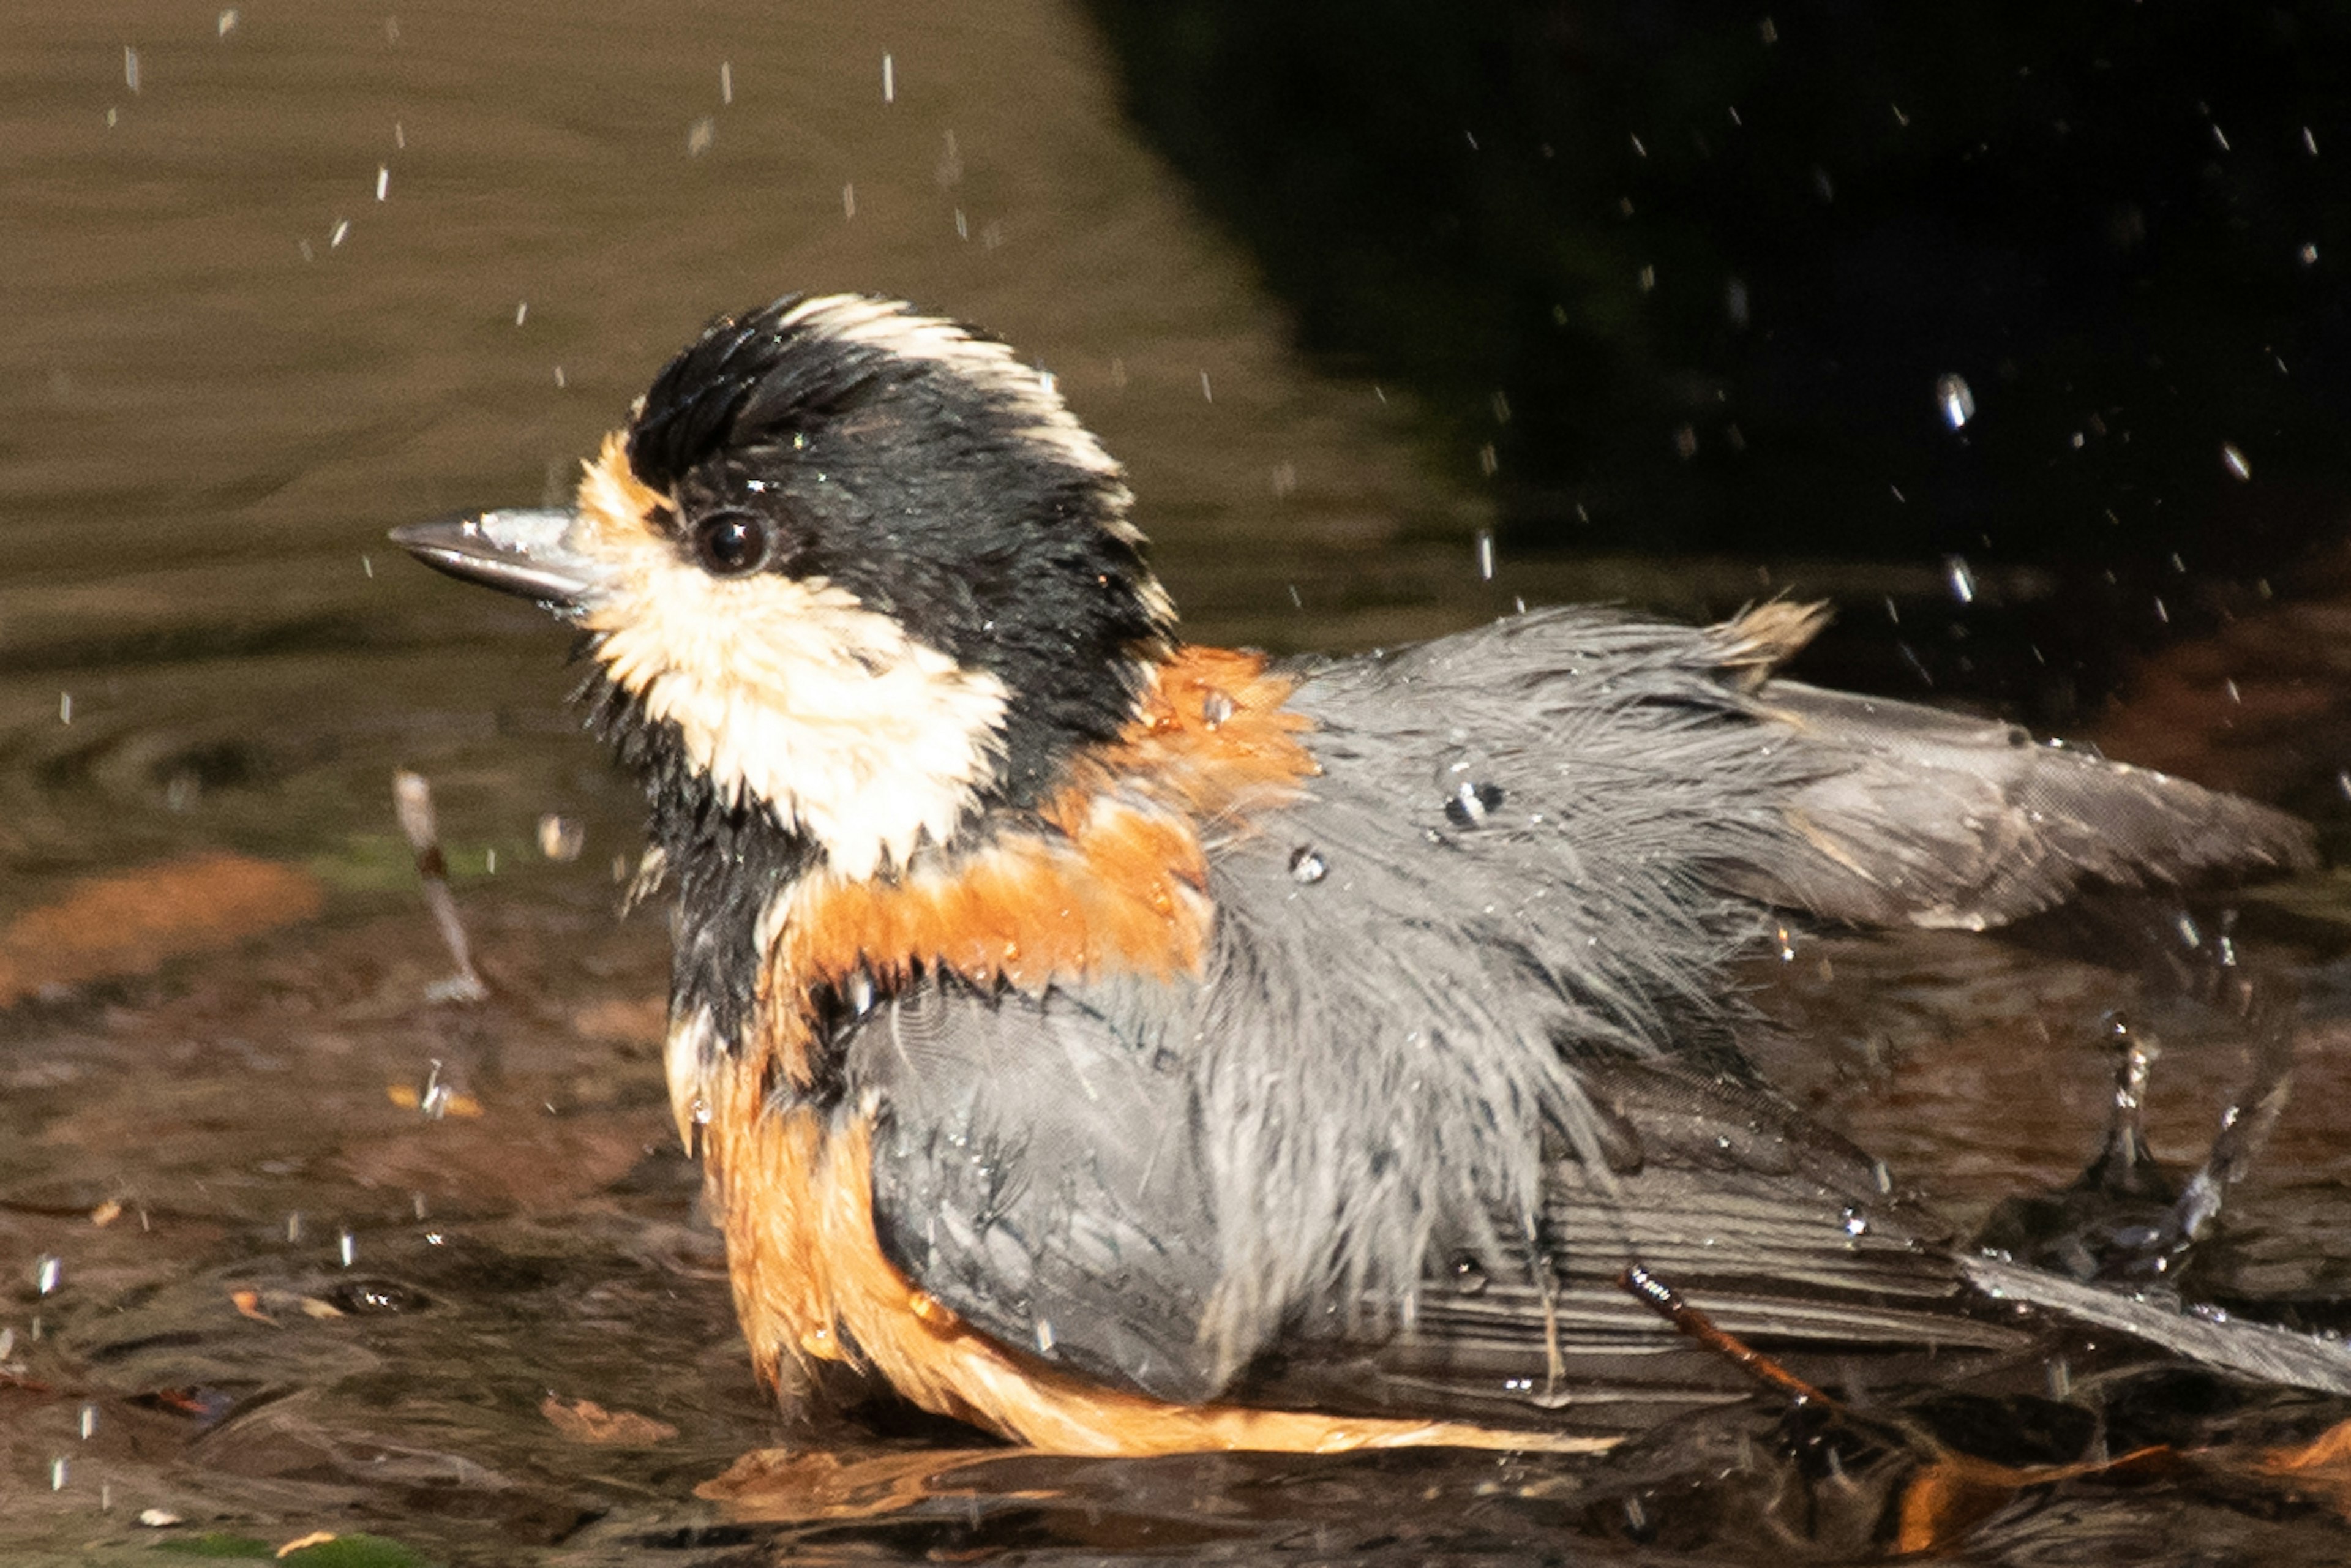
1087, 0, 2351, 740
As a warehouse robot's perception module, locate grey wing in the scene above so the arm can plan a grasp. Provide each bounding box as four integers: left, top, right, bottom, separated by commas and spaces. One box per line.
1744, 679, 2317, 930
846, 975, 2015, 1423
857, 986, 2036, 1429
849, 975, 1229, 1403
1246, 1057, 2039, 1433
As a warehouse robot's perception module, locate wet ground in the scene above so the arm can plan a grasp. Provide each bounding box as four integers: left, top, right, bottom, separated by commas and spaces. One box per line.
10, 2, 2351, 1563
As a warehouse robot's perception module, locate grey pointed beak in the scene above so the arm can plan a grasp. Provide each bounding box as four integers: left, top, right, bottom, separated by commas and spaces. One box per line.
389, 508, 608, 609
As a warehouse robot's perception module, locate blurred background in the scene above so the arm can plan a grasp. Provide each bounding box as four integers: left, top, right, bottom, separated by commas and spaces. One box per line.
7, 2, 2351, 1562
7, 0, 2350, 901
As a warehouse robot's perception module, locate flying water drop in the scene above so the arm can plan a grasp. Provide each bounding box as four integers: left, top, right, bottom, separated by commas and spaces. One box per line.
1935, 373, 1975, 430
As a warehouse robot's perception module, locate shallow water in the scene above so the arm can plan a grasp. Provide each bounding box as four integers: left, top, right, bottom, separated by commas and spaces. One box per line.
9, 2, 2351, 1564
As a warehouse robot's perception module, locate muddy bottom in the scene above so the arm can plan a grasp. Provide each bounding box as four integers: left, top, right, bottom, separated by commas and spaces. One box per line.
6, 863, 2351, 1566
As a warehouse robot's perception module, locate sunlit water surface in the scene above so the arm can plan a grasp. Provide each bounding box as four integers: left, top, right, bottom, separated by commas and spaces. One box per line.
8, 2, 2351, 1564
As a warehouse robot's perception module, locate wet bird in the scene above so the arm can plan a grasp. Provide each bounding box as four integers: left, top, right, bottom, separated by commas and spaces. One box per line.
395, 294, 2341, 1455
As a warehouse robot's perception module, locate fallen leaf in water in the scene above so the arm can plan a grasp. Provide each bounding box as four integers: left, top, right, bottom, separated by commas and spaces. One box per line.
277, 1531, 338, 1557
0, 853, 324, 1006
298, 1297, 347, 1319
89, 1198, 122, 1226
231, 1288, 279, 1326
2244, 1417, 2351, 1518
383, 1083, 484, 1117
572, 995, 666, 1044
1895, 1446, 2175, 1553
700, 1446, 1046, 1521
539, 1393, 678, 1445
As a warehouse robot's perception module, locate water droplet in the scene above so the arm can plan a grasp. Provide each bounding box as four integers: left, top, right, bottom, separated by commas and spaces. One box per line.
1033, 1318, 1055, 1352
1841, 1207, 1870, 1237
50, 1456, 66, 1491
1449, 1255, 1489, 1296
1473, 528, 1495, 580
2222, 442, 2252, 481
36, 1256, 61, 1294
1201, 689, 1236, 729
1288, 846, 1328, 884
1935, 373, 1975, 430
338, 1230, 356, 1268
1872, 1160, 1893, 1195
536, 814, 585, 861
79, 1403, 97, 1441
1444, 781, 1505, 827
1944, 555, 1976, 605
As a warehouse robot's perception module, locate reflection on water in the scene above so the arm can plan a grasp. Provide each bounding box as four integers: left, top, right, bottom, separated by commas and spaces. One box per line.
6, 1, 2351, 1564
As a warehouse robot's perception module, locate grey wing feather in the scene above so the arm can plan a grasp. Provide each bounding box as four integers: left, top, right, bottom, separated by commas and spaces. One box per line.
1247, 1057, 2036, 1432
1742, 680, 2317, 929
851, 977, 1226, 1403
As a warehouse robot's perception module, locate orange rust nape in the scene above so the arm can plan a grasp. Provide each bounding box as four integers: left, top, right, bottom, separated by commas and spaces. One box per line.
1049, 645, 1321, 828
754, 646, 1321, 1088
707, 1058, 1614, 1457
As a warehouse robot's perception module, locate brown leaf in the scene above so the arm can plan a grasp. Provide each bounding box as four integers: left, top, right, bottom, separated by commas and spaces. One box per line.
1895, 1446, 2175, 1554
572, 995, 667, 1045
539, 1393, 678, 1446
0, 854, 323, 1006
2243, 1417, 2351, 1518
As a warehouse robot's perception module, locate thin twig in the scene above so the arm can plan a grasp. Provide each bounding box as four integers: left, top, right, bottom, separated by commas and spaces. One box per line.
393, 770, 487, 1003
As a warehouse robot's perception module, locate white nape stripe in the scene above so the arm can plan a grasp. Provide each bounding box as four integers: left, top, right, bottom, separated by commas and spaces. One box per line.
778, 296, 1125, 491
778, 296, 1174, 626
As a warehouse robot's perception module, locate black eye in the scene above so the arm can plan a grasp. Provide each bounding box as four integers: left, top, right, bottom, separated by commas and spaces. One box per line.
689, 509, 771, 576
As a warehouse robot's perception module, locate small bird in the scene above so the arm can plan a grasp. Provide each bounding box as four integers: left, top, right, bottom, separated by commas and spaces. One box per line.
396, 294, 2336, 1457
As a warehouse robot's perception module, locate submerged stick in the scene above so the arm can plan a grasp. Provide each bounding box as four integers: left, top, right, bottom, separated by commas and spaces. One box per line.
393, 770, 488, 1003
1618, 1262, 1837, 1408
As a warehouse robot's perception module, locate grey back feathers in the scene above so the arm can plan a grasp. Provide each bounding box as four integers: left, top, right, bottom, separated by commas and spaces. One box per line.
852, 605, 2315, 1405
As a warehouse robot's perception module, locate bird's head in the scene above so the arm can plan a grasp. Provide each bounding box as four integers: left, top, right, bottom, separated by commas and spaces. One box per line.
396, 295, 1175, 878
